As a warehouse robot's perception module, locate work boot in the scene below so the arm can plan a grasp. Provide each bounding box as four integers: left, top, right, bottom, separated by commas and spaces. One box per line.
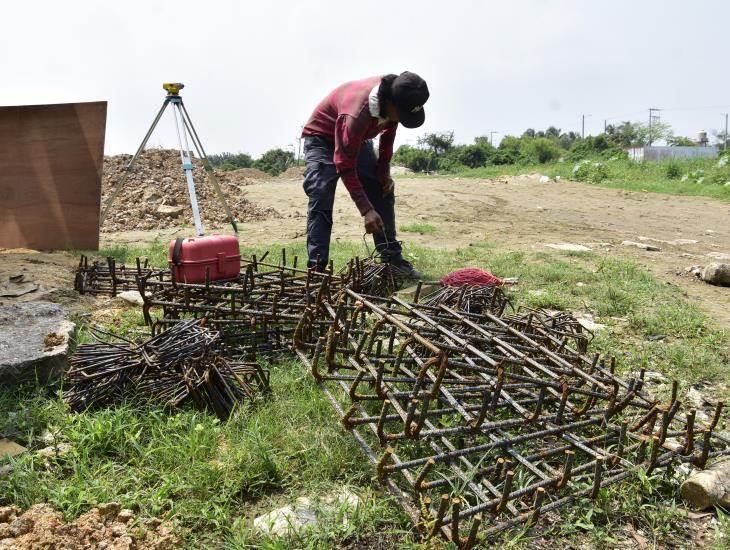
387, 258, 423, 281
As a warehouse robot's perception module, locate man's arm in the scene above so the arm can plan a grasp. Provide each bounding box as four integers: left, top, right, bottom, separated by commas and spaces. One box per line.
377, 123, 397, 176
333, 114, 374, 216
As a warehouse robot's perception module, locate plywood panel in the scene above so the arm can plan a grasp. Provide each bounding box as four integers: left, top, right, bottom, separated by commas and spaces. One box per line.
0, 101, 107, 250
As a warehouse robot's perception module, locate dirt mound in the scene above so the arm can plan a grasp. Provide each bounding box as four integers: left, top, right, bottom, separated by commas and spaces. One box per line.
220, 167, 270, 180
101, 149, 279, 232
0, 503, 178, 549
277, 166, 306, 180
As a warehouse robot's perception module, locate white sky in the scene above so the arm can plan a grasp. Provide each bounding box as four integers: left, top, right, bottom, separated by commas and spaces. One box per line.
2, 1, 728, 156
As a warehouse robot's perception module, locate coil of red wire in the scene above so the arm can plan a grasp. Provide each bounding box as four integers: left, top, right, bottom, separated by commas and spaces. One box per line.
440, 267, 503, 287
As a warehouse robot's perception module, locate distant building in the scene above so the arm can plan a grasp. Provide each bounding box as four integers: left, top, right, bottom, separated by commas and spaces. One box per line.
628, 145, 719, 161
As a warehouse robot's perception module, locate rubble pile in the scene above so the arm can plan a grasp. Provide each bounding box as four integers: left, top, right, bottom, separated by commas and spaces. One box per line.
101, 149, 278, 232
0, 503, 177, 550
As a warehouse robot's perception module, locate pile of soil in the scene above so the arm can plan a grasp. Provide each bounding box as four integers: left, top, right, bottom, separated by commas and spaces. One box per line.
101, 149, 278, 232
0, 503, 178, 549
277, 166, 306, 180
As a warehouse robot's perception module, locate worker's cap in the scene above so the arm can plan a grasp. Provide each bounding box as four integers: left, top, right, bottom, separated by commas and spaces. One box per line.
391, 72, 429, 129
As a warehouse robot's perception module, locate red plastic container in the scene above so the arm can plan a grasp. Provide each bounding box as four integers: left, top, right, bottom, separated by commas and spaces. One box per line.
168, 234, 241, 284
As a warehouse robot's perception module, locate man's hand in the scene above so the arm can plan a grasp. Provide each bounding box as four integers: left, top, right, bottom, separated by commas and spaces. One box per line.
380, 175, 395, 197
363, 209, 384, 234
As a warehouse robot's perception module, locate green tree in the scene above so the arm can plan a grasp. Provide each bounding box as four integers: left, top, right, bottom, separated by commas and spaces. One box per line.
253, 148, 295, 176
393, 145, 433, 172
207, 152, 253, 170
521, 137, 562, 164
667, 135, 696, 146
417, 132, 454, 156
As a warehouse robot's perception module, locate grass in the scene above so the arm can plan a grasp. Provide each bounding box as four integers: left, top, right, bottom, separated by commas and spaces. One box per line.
399, 222, 438, 234
440, 157, 730, 202
2, 239, 729, 548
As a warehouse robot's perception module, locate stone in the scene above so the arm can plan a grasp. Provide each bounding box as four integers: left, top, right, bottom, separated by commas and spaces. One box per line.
621, 240, 661, 251
116, 510, 135, 524
253, 488, 362, 537
573, 312, 606, 332
687, 387, 706, 409
0, 302, 76, 386
0, 506, 20, 523
538, 175, 551, 183
96, 503, 121, 518
115, 290, 145, 306
544, 243, 591, 252
36, 442, 73, 458
155, 204, 185, 217
0, 438, 26, 458
701, 263, 730, 287
9, 516, 33, 537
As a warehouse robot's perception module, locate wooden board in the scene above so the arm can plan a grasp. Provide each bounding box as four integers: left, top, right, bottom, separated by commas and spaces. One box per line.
0, 101, 107, 250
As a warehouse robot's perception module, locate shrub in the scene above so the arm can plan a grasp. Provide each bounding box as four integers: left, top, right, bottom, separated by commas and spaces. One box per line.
521, 137, 562, 164
252, 148, 295, 176
665, 161, 681, 180
393, 145, 433, 172
572, 160, 609, 183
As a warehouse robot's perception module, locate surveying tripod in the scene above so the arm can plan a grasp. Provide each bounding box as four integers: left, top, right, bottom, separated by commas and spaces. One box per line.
99, 83, 238, 236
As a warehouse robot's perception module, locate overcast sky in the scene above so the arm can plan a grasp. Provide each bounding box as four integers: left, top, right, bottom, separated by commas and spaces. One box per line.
2, 1, 728, 156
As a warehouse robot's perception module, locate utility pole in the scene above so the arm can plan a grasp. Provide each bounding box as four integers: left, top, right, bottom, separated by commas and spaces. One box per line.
489, 131, 498, 146
648, 108, 661, 146
581, 114, 590, 138
604, 119, 607, 134
724, 113, 729, 151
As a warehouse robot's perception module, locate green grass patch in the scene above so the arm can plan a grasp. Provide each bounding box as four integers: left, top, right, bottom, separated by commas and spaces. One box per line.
447, 157, 730, 201
3, 238, 728, 547
399, 222, 437, 234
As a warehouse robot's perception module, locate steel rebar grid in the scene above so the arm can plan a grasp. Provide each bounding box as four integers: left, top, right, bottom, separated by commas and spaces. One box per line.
294, 288, 729, 547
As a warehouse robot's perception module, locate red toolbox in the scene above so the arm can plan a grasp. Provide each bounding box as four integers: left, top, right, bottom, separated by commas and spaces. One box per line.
168, 234, 241, 284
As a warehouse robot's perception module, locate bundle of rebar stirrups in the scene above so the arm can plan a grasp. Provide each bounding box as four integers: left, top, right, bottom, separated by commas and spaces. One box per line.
72, 250, 729, 547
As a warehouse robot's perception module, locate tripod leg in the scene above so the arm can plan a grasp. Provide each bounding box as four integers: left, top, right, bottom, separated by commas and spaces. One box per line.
179, 102, 239, 234
172, 102, 204, 236
99, 100, 170, 226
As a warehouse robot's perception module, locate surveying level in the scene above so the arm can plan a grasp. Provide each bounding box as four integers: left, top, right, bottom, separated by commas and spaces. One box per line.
100, 83, 238, 236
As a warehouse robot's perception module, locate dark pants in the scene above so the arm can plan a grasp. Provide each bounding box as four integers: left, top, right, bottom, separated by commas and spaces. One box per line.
303, 136, 402, 269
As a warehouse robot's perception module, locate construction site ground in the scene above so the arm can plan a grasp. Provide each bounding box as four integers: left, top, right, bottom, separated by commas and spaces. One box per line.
2, 173, 730, 548
18, 172, 724, 329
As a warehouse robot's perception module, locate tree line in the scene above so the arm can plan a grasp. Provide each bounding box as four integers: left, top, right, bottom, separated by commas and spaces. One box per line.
393, 120, 718, 173
208, 148, 295, 176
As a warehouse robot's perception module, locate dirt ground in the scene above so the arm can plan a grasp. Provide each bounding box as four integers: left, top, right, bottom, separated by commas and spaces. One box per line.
103, 174, 730, 327
1, 174, 729, 327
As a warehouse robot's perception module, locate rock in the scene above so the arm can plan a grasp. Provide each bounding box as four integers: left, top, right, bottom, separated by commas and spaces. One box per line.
9, 516, 34, 537
701, 263, 730, 287
0, 506, 20, 523
115, 290, 145, 306
686, 265, 702, 277
544, 243, 591, 252
687, 387, 707, 409
36, 442, 72, 458
110, 523, 127, 537
0, 438, 26, 458
0, 302, 76, 386
0, 276, 39, 297
97, 502, 121, 518
253, 488, 362, 537
156, 204, 185, 217
621, 240, 661, 251
538, 175, 551, 183
116, 509, 135, 524
643, 371, 668, 384
573, 312, 606, 332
